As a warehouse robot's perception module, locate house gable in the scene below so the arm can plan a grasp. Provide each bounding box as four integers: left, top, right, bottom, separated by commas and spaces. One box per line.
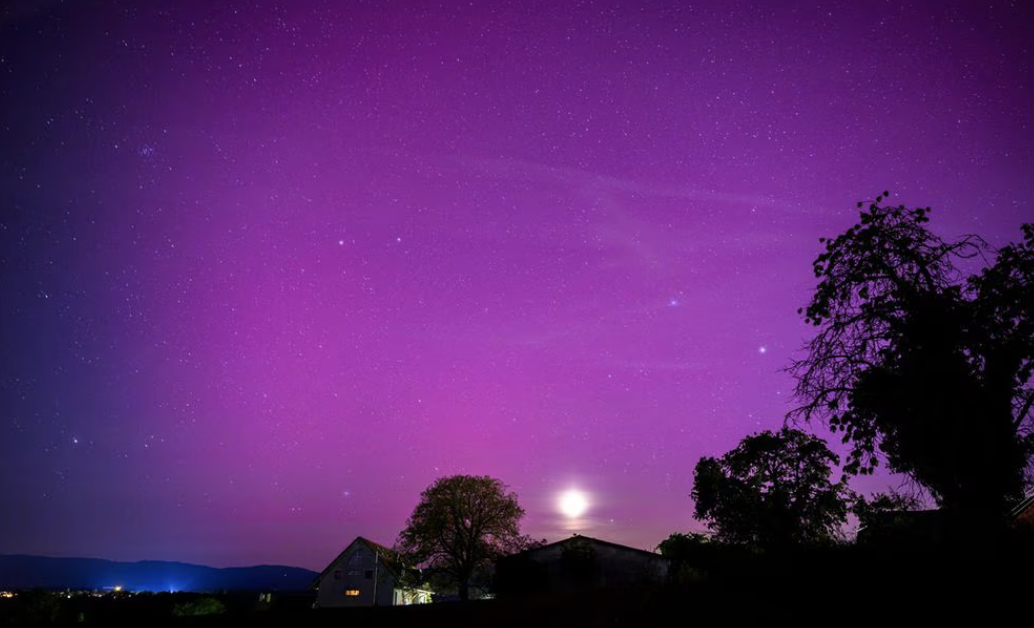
314, 537, 401, 608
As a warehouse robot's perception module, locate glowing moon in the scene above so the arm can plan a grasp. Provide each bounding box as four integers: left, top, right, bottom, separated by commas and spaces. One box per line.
558, 489, 589, 518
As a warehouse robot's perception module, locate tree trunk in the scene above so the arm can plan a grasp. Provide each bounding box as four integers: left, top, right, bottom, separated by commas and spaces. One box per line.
459, 580, 469, 601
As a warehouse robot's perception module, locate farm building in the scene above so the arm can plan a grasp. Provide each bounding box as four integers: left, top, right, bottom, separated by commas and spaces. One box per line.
313, 537, 432, 608
495, 534, 670, 596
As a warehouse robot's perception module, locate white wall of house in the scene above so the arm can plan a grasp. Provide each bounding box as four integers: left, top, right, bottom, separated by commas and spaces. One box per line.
315, 542, 399, 608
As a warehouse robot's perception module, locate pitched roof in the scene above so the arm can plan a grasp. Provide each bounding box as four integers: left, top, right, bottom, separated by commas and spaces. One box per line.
1010, 492, 1034, 520
506, 534, 669, 561
311, 536, 406, 589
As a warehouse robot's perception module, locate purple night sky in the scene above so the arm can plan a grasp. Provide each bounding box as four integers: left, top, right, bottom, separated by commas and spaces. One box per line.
1, 0, 1031, 570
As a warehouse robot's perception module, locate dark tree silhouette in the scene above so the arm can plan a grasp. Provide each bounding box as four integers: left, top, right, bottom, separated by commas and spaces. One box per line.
172, 597, 226, 617
790, 195, 1034, 521
656, 532, 715, 582
656, 531, 713, 558
396, 474, 536, 601
691, 427, 852, 549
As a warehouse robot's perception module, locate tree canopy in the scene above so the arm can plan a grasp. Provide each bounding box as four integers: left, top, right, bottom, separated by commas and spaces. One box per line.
691, 427, 852, 549
395, 474, 536, 600
790, 195, 1034, 519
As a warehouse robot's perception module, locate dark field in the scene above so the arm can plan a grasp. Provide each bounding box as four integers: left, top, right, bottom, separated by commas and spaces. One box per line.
3, 550, 1030, 627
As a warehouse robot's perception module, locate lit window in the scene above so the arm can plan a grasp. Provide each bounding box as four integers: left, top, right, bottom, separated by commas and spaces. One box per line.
344, 589, 360, 597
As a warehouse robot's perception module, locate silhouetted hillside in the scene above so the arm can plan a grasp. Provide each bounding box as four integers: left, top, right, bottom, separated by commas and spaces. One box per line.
0, 555, 317, 592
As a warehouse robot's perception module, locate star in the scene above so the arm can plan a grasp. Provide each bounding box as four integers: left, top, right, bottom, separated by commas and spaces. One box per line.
1, 0, 1027, 573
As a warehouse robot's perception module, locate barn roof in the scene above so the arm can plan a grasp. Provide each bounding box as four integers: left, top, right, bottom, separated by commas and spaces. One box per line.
505, 534, 668, 561
1010, 492, 1034, 520
311, 536, 407, 589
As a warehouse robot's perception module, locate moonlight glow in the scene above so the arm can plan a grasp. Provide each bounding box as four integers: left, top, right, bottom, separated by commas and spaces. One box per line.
558, 490, 590, 519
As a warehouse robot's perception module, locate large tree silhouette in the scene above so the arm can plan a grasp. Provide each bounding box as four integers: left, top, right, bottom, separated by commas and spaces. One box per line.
396, 474, 535, 601
692, 427, 852, 549
790, 195, 1034, 522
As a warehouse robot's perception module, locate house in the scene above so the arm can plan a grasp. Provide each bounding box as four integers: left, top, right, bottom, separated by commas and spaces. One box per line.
1009, 492, 1034, 527
855, 508, 948, 547
857, 493, 1034, 547
312, 537, 432, 608
495, 534, 670, 596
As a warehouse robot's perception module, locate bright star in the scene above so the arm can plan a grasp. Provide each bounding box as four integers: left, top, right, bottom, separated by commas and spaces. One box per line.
758, 346, 767, 354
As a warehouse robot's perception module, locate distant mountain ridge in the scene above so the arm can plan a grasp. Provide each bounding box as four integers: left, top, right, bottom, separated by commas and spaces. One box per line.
0, 555, 318, 592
